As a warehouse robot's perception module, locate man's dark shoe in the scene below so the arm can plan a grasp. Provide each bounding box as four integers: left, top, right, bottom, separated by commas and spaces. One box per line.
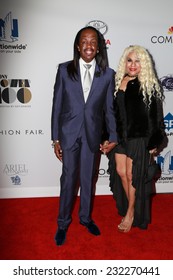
80, 221, 101, 236
54, 229, 66, 246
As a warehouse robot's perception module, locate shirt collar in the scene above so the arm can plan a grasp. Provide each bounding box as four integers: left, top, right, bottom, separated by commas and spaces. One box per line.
79, 58, 96, 68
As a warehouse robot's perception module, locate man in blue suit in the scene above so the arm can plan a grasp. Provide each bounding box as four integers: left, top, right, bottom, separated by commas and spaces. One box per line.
51, 26, 117, 246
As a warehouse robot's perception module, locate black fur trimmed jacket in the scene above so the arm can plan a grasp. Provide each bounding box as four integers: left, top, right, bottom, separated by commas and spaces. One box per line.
114, 78, 165, 150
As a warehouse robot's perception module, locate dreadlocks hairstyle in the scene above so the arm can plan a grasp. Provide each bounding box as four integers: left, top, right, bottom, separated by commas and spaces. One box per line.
67, 26, 108, 80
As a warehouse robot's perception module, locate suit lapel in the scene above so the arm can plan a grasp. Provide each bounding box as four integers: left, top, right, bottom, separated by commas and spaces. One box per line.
87, 64, 102, 100
73, 66, 85, 103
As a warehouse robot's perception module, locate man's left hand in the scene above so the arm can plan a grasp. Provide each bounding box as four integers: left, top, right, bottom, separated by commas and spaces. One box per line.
100, 141, 116, 155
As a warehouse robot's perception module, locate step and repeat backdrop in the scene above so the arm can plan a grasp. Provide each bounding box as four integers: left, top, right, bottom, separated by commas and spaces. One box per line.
0, 0, 173, 198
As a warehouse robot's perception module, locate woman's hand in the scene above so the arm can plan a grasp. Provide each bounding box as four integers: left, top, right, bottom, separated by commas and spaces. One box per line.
149, 148, 157, 155
119, 75, 136, 91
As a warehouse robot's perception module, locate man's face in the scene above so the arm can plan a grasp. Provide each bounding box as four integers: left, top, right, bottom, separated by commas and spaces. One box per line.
77, 29, 98, 63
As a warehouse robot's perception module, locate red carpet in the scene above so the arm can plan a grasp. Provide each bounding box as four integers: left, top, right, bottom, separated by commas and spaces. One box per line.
0, 194, 173, 260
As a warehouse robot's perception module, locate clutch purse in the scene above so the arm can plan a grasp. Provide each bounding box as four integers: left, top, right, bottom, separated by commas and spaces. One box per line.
145, 153, 161, 183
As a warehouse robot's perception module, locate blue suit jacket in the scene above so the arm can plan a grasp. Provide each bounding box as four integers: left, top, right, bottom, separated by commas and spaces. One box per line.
51, 61, 117, 152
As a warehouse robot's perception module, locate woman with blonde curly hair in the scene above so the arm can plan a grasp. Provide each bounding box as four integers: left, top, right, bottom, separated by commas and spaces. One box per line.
102, 45, 166, 232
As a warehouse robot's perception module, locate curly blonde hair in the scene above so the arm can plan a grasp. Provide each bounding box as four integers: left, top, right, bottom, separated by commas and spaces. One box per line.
115, 45, 163, 105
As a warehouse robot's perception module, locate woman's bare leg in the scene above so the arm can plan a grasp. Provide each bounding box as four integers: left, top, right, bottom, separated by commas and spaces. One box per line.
115, 155, 135, 232
115, 153, 129, 198
125, 156, 135, 218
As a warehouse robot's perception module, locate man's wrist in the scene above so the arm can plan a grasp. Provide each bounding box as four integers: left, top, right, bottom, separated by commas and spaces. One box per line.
52, 140, 59, 147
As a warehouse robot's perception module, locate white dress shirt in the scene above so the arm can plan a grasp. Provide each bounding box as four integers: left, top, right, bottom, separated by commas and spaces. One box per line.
79, 58, 96, 89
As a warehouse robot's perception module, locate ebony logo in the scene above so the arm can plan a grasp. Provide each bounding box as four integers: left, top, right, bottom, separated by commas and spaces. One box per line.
0, 77, 32, 105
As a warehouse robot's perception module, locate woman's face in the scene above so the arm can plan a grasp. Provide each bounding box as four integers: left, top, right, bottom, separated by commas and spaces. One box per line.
77, 29, 98, 63
125, 51, 141, 77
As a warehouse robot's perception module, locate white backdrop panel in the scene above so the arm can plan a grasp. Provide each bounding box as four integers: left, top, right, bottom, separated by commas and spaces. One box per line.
0, 0, 173, 198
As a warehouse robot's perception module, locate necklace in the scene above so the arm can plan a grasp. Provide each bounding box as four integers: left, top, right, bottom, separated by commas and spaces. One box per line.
126, 74, 137, 79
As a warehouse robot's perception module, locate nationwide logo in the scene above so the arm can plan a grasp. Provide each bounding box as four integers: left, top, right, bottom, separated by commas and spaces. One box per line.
0, 12, 27, 53
0, 75, 32, 107
160, 75, 173, 91
86, 20, 111, 49
0, 12, 18, 42
151, 26, 173, 44
164, 113, 173, 136
157, 151, 173, 185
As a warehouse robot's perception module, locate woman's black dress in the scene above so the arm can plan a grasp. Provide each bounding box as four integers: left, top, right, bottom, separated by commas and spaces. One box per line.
107, 78, 165, 229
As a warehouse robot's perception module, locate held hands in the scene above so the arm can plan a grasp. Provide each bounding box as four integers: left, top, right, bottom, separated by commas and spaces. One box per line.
53, 141, 63, 161
149, 148, 157, 155
100, 140, 116, 155
53, 139, 117, 160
